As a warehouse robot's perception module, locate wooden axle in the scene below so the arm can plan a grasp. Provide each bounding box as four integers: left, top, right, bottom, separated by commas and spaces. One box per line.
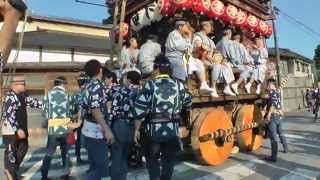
198, 122, 260, 143
191, 105, 264, 166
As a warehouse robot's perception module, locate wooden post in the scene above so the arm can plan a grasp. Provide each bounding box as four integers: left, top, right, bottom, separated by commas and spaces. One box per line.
270, 0, 281, 87
109, 0, 120, 62
117, 0, 127, 58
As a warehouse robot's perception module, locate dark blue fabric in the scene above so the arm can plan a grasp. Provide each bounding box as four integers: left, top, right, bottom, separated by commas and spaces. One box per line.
268, 90, 281, 110
110, 120, 134, 180
107, 84, 140, 124
83, 136, 109, 180
268, 114, 287, 144
144, 136, 179, 180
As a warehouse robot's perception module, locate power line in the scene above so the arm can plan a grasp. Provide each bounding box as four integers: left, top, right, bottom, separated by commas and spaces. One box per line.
279, 13, 320, 42
276, 7, 320, 39
75, 0, 107, 7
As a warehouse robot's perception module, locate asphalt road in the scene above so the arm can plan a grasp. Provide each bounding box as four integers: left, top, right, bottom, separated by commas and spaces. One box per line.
1, 110, 320, 180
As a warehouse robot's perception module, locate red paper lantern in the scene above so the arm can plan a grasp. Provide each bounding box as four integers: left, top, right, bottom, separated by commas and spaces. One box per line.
158, 0, 176, 16
256, 20, 268, 35
113, 22, 129, 40
119, 22, 129, 37
234, 9, 247, 27
222, 4, 238, 23
192, 0, 211, 14
246, 14, 259, 30
208, 0, 225, 19
173, 0, 192, 10
265, 23, 273, 37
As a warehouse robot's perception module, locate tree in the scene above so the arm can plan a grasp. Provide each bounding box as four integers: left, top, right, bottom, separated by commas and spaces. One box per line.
313, 45, 320, 82
314, 44, 320, 64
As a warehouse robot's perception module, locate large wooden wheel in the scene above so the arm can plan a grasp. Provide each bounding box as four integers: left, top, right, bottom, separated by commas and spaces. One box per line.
235, 105, 264, 151
191, 107, 234, 166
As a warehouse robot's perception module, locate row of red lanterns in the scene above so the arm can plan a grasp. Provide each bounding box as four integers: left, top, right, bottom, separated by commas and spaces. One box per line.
158, 0, 273, 37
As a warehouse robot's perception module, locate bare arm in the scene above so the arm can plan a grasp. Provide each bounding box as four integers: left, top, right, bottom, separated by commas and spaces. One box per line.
134, 120, 143, 145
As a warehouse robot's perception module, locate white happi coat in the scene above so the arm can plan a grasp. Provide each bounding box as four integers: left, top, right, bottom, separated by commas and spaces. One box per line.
137, 40, 162, 75
165, 30, 192, 81
198, 33, 234, 83
233, 41, 255, 80
251, 47, 268, 82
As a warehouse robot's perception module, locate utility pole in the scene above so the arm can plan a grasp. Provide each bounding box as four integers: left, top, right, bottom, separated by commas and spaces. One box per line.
270, 0, 281, 87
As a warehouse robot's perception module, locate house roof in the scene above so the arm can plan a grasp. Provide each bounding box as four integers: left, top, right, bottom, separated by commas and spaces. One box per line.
28, 14, 112, 29
13, 30, 112, 53
4, 62, 84, 70
268, 48, 314, 64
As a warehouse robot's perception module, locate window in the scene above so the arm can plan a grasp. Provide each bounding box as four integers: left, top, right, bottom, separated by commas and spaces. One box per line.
281, 61, 288, 74
288, 60, 294, 74
302, 63, 305, 72
296, 61, 300, 71
306, 65, 310, 73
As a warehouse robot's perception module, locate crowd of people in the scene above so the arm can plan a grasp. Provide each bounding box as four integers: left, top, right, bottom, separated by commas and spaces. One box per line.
0, 16, 282, 180
305, 88, 320, 122
0, 54, 191, 180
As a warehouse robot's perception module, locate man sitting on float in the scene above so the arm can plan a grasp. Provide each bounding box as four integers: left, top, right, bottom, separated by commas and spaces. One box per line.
230, 32, 255, 95
246, 36, 269, 95
198, 27, 235, 97
165, 18, 214, 93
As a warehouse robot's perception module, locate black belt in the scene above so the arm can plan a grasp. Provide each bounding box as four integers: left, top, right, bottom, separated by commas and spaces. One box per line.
147, 113, 181, 123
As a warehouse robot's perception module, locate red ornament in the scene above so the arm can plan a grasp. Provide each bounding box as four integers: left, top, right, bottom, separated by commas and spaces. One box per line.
246, 30, 256, 39
222, 4, 238, 23
113, 22, 129, 40
119, 22, 129, 37
208, 0, 225, 19
173, 0, 192, 10
246, 14, 259, 30
158, 0, 176, 16
265, 23, 273, 37
256, 20, 268, 35
234, 9, 247, 27
192, 0, 211, 14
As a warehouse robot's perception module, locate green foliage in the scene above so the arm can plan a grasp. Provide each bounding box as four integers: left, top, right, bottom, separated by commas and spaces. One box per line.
314, 44, 320, 63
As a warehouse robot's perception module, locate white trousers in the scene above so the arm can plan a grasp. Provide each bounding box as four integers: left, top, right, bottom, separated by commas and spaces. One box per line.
253, 64, 267, 83
211, 62, 235, 84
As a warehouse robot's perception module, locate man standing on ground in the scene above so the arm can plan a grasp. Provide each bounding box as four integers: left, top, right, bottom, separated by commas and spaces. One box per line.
81, 59, 114, 180
108, 70, 141, 180
41, 76, 80, 180
313, 88, 320, 121
264, 78, 288, 162
133, 55, 192, 180
305, 88, 313, 112
1, 76, 43, 179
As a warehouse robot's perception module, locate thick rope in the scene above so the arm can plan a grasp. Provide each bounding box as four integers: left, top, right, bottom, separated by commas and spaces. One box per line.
4, 10, 28, 85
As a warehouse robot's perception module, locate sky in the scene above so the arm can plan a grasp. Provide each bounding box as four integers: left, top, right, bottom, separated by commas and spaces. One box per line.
27, 0, 320, 59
